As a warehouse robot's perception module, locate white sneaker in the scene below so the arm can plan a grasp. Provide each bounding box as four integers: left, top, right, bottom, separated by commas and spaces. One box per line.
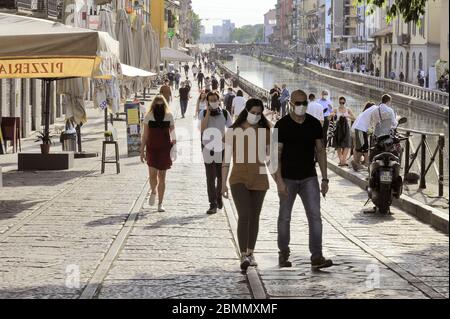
157, 204, 165, 212
247, 254, 258, 267
149, 192, 156, 206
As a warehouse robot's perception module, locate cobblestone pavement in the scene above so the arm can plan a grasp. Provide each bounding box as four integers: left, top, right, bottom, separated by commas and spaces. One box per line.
0, 70, 447, 299
245, 170, 448, 299
0, 76, 250, 299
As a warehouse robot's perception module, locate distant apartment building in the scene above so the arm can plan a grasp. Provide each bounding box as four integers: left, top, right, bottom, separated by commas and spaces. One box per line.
264, 9, 276, 44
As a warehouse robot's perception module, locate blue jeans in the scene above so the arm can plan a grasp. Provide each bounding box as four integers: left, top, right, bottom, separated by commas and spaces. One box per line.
180, 99, 188, 117
278, 177, 323, 259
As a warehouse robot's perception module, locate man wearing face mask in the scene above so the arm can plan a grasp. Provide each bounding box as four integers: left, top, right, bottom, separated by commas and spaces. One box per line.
274, 89, 333, 270
199, 92, 233, 215
318, 90, 333, 147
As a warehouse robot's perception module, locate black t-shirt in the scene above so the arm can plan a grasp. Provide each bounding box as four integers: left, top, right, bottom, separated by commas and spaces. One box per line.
179, 87, 190, 100
275, 114, 323, 180
167, 73, 174, 81
270, 88, 280, 106
220, 78, 225, 88
197, 72, 205, 81
211, 79, 219, 90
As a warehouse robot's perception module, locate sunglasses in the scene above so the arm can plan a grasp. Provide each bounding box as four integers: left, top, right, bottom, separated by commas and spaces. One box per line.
291, 101, 308, 106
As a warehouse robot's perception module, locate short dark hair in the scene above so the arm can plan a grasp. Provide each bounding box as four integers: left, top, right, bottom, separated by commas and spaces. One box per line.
381, 94, 391, 104
309, 93, 315, 100
339, 96, 346, 102
237, 90, 243, 97
206, 91, 220, 102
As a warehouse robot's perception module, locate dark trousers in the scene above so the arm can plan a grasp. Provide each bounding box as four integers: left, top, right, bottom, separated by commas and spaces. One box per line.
231, 183, 266, 252
204, 162, 222, 208
180, 99, 188, 117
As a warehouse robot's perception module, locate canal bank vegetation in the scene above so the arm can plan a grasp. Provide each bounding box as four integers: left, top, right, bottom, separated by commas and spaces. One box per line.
230, 24, 264, 44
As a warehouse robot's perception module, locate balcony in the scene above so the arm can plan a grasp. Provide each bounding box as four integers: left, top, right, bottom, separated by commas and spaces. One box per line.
397, 34, 411, 45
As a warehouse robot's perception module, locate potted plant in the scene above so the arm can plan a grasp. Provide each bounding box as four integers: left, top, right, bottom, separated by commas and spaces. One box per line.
104, 131, 113, 141
35, 131, 52, 154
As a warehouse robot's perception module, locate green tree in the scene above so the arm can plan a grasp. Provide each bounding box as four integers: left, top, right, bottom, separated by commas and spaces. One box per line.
230, 24, 264, 44
190, 11, 202, 43
358, 0, 428, 23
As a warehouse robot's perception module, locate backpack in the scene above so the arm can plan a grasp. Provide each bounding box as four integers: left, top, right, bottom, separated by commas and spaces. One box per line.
202, 108, 229, 122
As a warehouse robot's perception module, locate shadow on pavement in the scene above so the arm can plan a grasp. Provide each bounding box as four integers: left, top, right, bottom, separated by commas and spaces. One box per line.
0, 199, 44, 220
0, 170, 93, 187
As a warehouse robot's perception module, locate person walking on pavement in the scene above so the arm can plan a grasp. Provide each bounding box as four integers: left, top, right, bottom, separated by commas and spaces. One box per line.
231, 90, 247, 120
222, 98, 273, 271
197, 70, 205, 90
159, 80, 172, 105
279, 84, 290, 117
177, 81, 191, 119
199, 92, 232, 215
183, 63, 190, 77
220, 75, 226, 94
274, 89, 333, 269
140, 96, 177, 212
351, 102, 377, 171
331, 96, 355, 166
192, 64, 198, 79
204, 76, 212, 91
317, 90, 333, 147
269, 84, 281, 120
223, 87, 235, 114
174, 70, 181, 90
167, 70, 175, 89
211, 75, 219, 92
307, 93, 324, 124
195, 90, 208, 118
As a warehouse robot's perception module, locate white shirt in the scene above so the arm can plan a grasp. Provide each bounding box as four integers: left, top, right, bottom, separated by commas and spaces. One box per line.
351, 105, 378, 132
307, 101, 324, 122
232, 96, 247, 116
370, 103, 398, 129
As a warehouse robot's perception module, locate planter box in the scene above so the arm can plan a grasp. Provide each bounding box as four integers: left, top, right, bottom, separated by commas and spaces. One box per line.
18, 152, 74, 171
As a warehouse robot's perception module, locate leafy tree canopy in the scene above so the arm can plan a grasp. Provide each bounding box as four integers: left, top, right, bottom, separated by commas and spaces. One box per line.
358, 0, 428, 23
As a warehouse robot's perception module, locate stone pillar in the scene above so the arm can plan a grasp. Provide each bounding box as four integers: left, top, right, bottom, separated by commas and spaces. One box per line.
31, 79, 43, 131
21, 79, 31, 138
0, 79, 7, 118
49, 81, 56, 125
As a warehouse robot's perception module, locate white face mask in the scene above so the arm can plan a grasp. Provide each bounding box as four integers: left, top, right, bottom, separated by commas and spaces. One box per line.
294, 105, 307, 116
247, 111, 261, 125
322, 95, 328, 100
209, 102, 220, 109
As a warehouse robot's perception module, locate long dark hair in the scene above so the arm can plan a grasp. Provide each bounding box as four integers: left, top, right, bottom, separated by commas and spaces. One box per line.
231, 98, 271, 129
363, 101, 375, 111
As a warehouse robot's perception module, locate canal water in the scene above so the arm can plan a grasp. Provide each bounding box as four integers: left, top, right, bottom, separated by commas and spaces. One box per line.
224, 54, 449, 189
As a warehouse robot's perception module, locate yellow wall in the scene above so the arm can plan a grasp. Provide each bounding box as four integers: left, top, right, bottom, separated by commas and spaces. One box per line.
151, 0, 166, 47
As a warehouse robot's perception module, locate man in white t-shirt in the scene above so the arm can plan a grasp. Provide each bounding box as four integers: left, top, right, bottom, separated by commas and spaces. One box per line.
350, 102, 378, 171
231, 90, 246, 119
370, 94, 398, 137
307, 93, 325, 124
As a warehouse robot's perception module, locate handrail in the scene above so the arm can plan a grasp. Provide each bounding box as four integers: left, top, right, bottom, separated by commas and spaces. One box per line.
397, 127, 445, 137
215, 57, 447, 198
242, 49, 449, 107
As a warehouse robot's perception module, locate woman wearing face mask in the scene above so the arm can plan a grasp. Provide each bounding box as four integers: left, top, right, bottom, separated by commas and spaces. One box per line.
222, 98, 273, 271
330, 96, 355, 166
195, 90, 208, 119
140, 96, 177, 212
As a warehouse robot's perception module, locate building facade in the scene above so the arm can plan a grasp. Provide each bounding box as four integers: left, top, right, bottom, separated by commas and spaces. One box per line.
264, 9, 276, 44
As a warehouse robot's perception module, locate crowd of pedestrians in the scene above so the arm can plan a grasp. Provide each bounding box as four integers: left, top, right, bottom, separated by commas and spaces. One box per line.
139, 54, 398, 273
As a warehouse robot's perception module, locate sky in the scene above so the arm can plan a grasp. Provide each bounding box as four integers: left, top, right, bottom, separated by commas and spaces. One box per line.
191, 0, 277, 33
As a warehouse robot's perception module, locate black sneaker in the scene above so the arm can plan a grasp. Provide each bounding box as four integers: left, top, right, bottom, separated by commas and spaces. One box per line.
278, 251, 292, 268
311, 256, 333, 270
206, 205, 217, 215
